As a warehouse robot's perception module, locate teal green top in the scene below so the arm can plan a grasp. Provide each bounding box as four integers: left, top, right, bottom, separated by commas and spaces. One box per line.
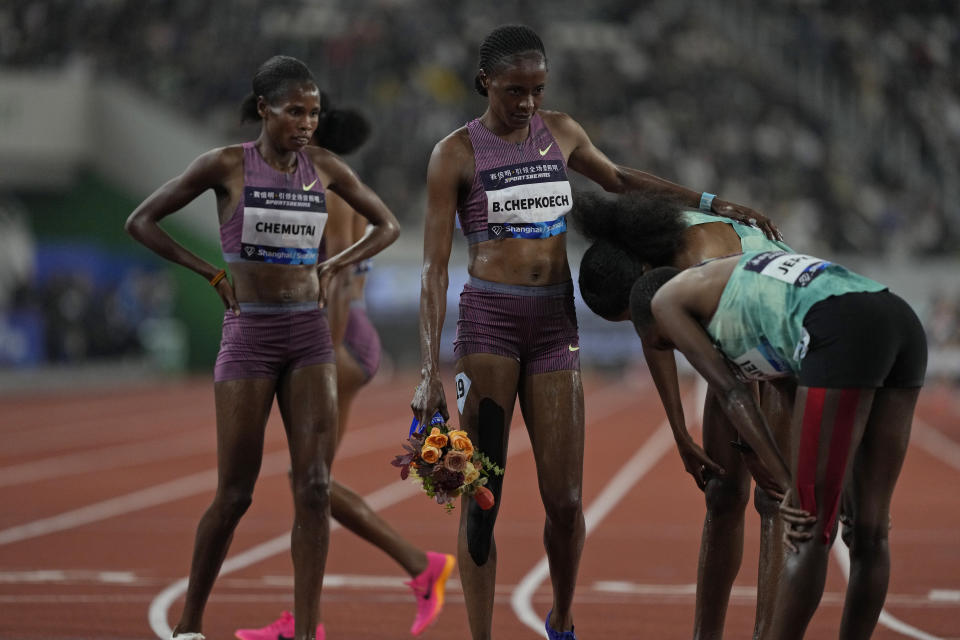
705, 251, 886, 380
682, 210, 793, 253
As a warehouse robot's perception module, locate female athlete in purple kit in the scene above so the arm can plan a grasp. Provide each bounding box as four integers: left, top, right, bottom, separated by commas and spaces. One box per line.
410, 24, 772, 640
126, 56, 399, 640
234, 93, 454, 640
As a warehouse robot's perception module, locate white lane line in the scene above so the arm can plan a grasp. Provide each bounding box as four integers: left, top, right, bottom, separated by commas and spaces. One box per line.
4, 577, 957, 609
148, 478, 425, 639
0, 413, 431, 545
510, 377, 693, 637
0, 432, 210, 488
510, 422, 675, 637
831, 538, 945, 640
0, 466, 219, 547
148, 382, 649, 639
929, 590, 960, 603
0, 570, 142, 584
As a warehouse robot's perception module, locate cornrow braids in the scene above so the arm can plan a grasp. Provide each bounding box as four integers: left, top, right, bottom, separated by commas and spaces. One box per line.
239, 55, 317, 123
475, 24, 547, 96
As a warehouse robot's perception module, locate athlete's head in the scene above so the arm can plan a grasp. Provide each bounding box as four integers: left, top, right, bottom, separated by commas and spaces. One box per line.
579, 240, 647, 321
240, 56, 320, 150
475, 24, 548, 129
311, 91, 372, 155
629, 266, 681, 345
570, 191, 688, 267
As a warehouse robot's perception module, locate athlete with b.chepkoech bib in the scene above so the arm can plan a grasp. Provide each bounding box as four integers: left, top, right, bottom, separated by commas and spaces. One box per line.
410, 24, 775, 640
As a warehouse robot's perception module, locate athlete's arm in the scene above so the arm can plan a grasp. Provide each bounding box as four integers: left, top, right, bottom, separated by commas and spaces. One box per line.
555, 113, 780, 240
411, 135, 464, 426
322, 191, 355, 344
643, 342, 723, 490
312, 149, 400, 304
652, 275, 793, 493
124, 147, 240, 312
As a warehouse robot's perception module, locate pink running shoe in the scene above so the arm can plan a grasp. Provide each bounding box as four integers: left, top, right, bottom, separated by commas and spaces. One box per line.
406, 551, 456, 635
234, 611, 325, 640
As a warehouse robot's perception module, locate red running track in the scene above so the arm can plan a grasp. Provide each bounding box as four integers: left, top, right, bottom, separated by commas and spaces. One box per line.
0, 371, 958, 639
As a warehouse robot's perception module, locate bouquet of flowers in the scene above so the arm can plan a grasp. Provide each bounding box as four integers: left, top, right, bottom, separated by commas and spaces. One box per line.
392, 417, 504, 512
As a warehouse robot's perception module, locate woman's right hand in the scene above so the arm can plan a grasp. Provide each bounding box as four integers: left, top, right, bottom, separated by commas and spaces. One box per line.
213, 277, 240, 315
411, 375, 449, 428
676, 438, 725, 491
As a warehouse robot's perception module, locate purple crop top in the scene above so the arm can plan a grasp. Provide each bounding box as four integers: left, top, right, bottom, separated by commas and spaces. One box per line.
220, 142, 327, 265
457, 113, 572, 244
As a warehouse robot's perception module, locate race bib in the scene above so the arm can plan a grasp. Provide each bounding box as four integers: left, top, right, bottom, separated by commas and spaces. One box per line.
744, 251, 830, 287
482, 160, 571, 240
241, 187, 327, 264
728, 336, 792, 380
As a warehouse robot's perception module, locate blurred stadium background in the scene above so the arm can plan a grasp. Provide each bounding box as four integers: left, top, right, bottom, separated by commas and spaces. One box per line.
1, 0, 958, 391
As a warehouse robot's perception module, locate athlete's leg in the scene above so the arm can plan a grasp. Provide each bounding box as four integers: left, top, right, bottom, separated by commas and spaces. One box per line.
766, 386, 875, 640
276, 362, 339, 640
173, 378, 276, 636
693, 384, 752, 640
455, 353, 520, 640
752, 377, 795, 639
839, 387, 919, 639
330, 344, 428, 577
518, 369, 585, 634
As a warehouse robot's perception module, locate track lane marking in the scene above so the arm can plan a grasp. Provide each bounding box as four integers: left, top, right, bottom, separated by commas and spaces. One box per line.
147, 382, 650, 639
511, 377, 702, 636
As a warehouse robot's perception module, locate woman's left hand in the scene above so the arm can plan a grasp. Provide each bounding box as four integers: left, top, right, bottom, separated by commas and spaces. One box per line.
316, 260, 341, 308
712, 199, 782, 242
779, 487, 817, 553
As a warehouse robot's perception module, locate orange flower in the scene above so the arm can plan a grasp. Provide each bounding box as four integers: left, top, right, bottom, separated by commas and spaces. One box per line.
420, 445, 441, 464
448, 430, 474, 456
425, 427, 449, 449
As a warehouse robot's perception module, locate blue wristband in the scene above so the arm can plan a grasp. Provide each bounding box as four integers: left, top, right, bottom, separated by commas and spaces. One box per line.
699, 192, 716, 212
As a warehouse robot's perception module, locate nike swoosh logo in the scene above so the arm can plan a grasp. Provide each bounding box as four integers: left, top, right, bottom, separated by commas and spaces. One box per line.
302, 179, 318, 191
568, 345, 580, 352
539, 143, 553, 156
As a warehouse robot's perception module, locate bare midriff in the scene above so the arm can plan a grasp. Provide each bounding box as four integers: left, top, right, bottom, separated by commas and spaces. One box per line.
467, 234, 570, 286
228, 262, 320, 304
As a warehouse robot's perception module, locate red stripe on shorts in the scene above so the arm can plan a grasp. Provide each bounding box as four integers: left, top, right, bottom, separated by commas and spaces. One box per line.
821, 388, 861, 543
796, 387, 826, 519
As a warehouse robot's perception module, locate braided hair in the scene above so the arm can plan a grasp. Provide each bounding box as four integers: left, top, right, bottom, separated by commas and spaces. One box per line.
475, 24, 547, 96
239, 55, 317, 123
312, 91, 372, 155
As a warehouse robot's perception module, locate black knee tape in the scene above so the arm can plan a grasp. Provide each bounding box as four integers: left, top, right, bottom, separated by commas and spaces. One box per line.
466, 398, 506, 566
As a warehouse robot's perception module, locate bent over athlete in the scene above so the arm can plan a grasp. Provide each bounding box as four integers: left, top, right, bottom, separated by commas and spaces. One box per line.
572, 191, 794, 639
630, 251, 926, 639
